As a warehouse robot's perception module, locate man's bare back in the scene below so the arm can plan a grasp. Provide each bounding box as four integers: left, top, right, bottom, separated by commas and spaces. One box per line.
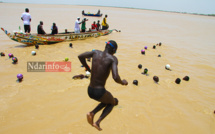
89, 50, 117, 88
78, 40, 128, 131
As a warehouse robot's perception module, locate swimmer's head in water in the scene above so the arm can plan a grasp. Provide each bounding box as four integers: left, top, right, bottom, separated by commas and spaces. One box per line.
0, 52, 5, 56
183, 76, 190, 81
175, 78, 181, 84
105, 40, 118, 54
138, 64, 142, 69
133, 80, 138, 86
153, 76, 159, 83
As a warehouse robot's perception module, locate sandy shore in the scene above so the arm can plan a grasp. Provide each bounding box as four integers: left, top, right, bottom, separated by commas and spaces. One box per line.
0, 3, 215, 134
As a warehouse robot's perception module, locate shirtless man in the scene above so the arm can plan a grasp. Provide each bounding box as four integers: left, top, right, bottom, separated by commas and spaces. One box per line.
78, 40, 128, 131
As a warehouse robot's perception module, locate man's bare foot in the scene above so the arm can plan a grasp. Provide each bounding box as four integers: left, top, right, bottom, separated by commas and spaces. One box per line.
87, 112, 94, 126
93, 122, 102, 131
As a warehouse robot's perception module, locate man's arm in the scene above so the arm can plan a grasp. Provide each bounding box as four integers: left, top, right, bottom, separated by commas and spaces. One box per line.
111, 57, 128, 85
78, 51, 94, 72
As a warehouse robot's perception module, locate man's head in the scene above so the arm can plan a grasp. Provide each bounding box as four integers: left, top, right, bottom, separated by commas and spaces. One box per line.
93, 21, 96, 24
105, 40, 118, 55
25, 8, 29, 12
105, 15, 108, 18
97, 20, 100, 23
53, 23, 56, 26
40, 21, 43, 25
77, 17, 80, 21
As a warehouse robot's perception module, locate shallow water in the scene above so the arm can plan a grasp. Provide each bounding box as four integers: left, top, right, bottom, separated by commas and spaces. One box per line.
0, 3, 215, 134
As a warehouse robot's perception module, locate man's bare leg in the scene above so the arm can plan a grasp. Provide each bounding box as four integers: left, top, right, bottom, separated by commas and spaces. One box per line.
93, 104, 114, 131
87, 103, 106, 126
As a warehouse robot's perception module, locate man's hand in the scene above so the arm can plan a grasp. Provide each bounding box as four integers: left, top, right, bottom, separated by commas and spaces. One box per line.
122, 79, 128, 85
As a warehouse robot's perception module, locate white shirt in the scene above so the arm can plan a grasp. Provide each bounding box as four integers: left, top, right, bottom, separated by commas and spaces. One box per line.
74, 20, 81, 30
21, 12, 31, 25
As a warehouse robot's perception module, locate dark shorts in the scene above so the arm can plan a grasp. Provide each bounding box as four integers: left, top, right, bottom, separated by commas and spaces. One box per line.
81, 29, 86, 32
88, 86, 106, 101
102, 26, 108, 30
24, 25, 31, 33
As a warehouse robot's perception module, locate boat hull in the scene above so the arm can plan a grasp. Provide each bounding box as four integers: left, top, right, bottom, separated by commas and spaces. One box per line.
82, 13, 103, 17
1, 27, 113, 45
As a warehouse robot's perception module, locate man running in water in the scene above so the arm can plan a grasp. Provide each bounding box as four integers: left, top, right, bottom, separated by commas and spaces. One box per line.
78, 40, 128, 131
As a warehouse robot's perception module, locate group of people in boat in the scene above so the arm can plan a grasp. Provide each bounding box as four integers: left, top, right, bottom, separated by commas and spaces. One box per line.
82, 9, 101, 15
37, 21, 58, 35
21, 8, 58, 35
21, 8, 108, 35
75, 14, 109, 33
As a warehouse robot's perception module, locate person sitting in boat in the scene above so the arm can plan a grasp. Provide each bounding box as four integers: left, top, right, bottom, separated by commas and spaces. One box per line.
37, 21, 46, 34
75, 17, 82, 33
102, 15, 109, 30
91, 21, 97, 32
97, 9, 100, 15
65, 29, 68, 33
96, 20, 101, 31
51, 23, 58, 35
81, 18, 88, 32
82, 10, 85, 15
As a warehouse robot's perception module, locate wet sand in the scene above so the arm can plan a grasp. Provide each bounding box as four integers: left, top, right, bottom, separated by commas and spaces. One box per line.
0, 3, 215, 134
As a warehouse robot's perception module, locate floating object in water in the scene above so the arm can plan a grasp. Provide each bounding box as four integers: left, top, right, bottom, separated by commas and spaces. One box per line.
144, 46, 147, 50
143, 68, 148, 74
35, 44, 39, 49
141, 49, 145, 55
73, 74, 85, 79
175, 78, 181, 84
0, 52, 5, 56
65, 57, 69, 61
138, 64, 142, 69
8, 53, 14, 58
31, 51, 36, 55
69, 43, 73, 48
92, 49, 95, 51
17, 74, 23, 81
133, 80, 138, 86
153, 45, 156, 49
153, 76, 159, 83
158, 54, 161, 57
159, 42, 162, 46
12, 57, 18, 63
183, 76, 190, 81
119, 30, 121, 32
86, 71, 91, 76
165, 64, 170, 70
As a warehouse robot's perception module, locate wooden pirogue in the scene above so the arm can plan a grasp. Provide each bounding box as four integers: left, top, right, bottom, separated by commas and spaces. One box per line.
1, 27, 115, 45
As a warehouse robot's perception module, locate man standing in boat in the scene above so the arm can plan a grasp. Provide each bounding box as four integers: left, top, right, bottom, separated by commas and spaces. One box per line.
21, 8, 31, 33
102, 15, 108, 30
75, 17, 82, 33
78, 40, 128, 131
81, 18, 88, 32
